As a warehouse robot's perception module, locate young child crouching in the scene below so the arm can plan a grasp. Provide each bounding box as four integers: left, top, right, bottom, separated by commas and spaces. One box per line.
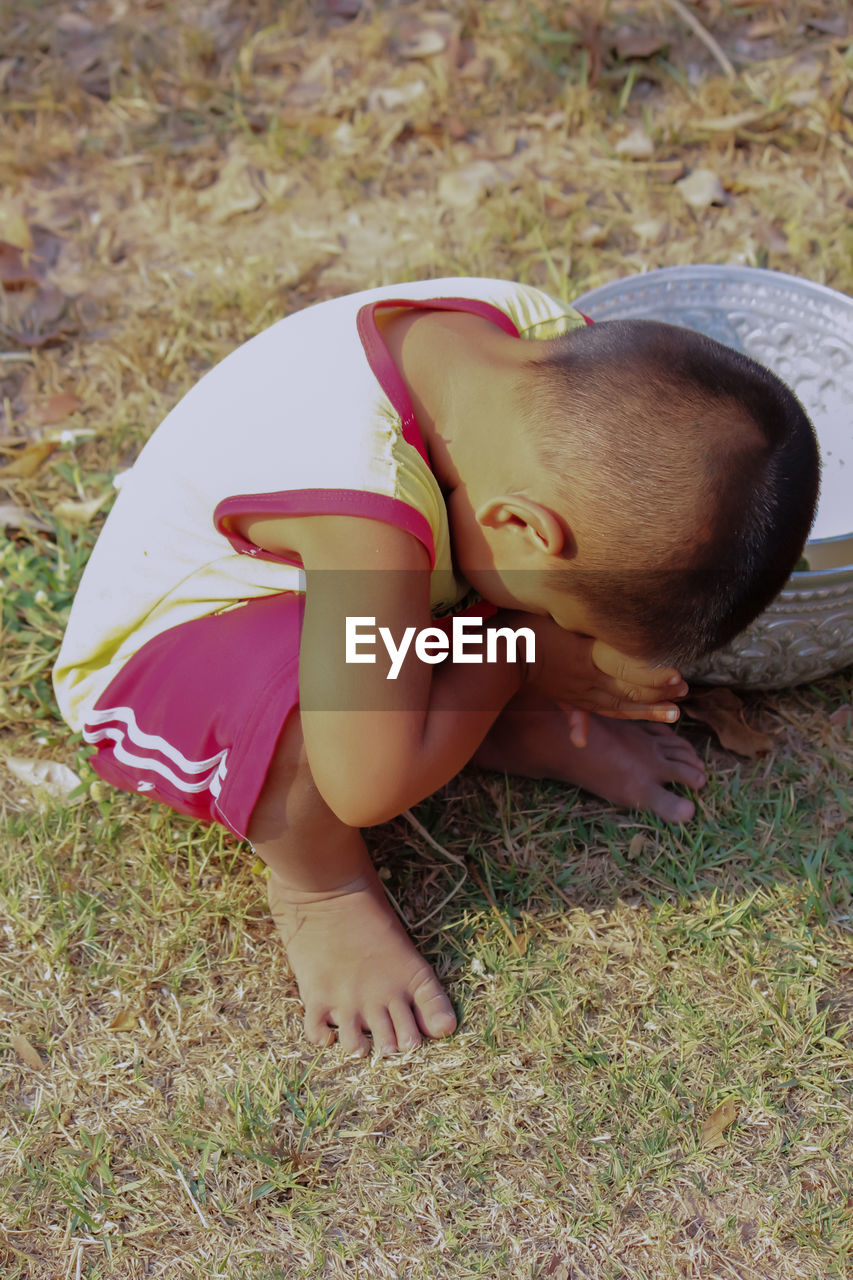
53, 277, 819, 1057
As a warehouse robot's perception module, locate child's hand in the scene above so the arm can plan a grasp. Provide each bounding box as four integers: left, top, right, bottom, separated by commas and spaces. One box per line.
522, 616, 687, 725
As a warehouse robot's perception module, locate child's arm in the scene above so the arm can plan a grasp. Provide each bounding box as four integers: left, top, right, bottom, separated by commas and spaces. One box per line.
296, 516, 522, 826
239, 514, 683, 827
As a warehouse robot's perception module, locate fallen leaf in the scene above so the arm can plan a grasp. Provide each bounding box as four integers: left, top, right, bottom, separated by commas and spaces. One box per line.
0, 199, 33, 252
830, 704, 852, 730
654, 160, 686, 183
30, 392, 82, 425
681, 688, 775, 757
56, 11, 97, 33
10, 1033, 44, 1071
400, 28, 446, 58
537, 1257, 573, 1280
746, 18, 783, 39
700, 1096, 738, 1149
693, 109, 774, 133
438, 160, 503, 208
324, 0, 363, 16
108, 1009, 138, 1032
632, 215, 666, 244
459, 55, 491, 82
3, 284, 78, 347
4, 756, 83, 801
0, 439, 59, 478
806, 16, 848, 37
543, 190, 588, 218
676, 168, 728, 209
615, 127, 655, 159
0, 241, 38, 291
578, 222, 608, 245
52, 494, 106, 528
0, 501, 51, 532
613, 29, 668, 59
627, 833, 646, 861
366, 81, 427, 112
198, 156, 262, 224
398, 17, 448, 60
445, 113, 468, 141
479, 127, 517, 158
283, 52, 334, 108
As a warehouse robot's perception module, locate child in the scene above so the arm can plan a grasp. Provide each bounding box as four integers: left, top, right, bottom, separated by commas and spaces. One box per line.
53, 277, 819, 1058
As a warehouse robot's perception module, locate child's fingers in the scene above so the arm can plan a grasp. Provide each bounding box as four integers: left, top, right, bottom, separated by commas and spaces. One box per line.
580, 689, 681, 722
590, 639, 683, 690
610, 676, 689, 703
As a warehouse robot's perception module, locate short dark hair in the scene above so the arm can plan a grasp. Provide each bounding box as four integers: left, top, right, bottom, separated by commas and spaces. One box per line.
526, 319, 820, 664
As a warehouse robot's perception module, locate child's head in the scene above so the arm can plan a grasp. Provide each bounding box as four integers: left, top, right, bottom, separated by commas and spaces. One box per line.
521, 318, 820, 664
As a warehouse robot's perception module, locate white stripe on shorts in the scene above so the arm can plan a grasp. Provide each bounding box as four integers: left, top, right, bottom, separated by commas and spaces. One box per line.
83, 704, 229, 797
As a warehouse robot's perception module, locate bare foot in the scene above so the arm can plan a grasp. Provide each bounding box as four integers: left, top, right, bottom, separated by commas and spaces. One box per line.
268, 863, 457, 1057
477, 707, 706, 824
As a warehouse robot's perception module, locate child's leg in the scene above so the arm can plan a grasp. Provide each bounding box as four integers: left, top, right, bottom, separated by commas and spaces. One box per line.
474, 685, 706, 823
247, 710, 457, 1058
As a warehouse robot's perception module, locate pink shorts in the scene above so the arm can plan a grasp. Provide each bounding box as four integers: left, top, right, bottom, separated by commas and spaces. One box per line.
82, 593, 305, 841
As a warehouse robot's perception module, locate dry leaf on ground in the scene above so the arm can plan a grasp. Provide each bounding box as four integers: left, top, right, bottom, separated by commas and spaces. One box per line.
829, 704, 852, 730
198, 156, 263, 224
627, 832, 646, 861
325, 0, 363, 17
681, 688, 775, 757
676, 168, 728, 209
3, 756, 83, 801
30, 392, 82, 425
366, 81, 426, 112
2, 283, 78, 347
10, 1033, 45, 1070
0, 241, 39, 290
396, 13, 459, 62
52, 495, 106, 528
0, 200, 33, 252
0, 439, 59, 478
700, 1097, 739, 1149
0, 501, 51, 531
537, 1257, 574, 1280
108, 1009, 139, 1032
438, 160, 503, 208
613, 29, 668, 60
615, 128, 655, 159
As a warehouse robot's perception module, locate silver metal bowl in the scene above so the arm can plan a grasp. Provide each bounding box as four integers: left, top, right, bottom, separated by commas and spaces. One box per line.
572, 265, 853, 689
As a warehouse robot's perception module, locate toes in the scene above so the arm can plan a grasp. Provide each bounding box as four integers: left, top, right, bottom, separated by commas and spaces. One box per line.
662, 737, 705, 767
303, 1010, 336, 1048
409, 975, 458, 1040
334, 1014, 372, 1058
388, 998, 423, 1051
365, 1005, 398, 1057
660, 752, 706, 788
641, 785, 695, 824
641, 722, 678, 739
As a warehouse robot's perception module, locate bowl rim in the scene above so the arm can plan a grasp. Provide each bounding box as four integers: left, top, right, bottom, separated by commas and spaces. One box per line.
572, 263, 853, 312
792, 542, 853, 579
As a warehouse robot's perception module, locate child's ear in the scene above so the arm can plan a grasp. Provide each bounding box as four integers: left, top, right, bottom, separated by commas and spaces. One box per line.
475, 496, 566, 557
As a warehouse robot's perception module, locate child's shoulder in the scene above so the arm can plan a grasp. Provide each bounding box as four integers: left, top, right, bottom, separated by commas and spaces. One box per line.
309, 276, 585, 338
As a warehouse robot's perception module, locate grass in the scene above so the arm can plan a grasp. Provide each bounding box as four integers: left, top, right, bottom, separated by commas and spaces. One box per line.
2, 0, 853, 1276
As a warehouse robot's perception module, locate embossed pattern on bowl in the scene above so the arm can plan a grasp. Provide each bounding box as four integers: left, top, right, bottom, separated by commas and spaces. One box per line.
572, 265, 853, 688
